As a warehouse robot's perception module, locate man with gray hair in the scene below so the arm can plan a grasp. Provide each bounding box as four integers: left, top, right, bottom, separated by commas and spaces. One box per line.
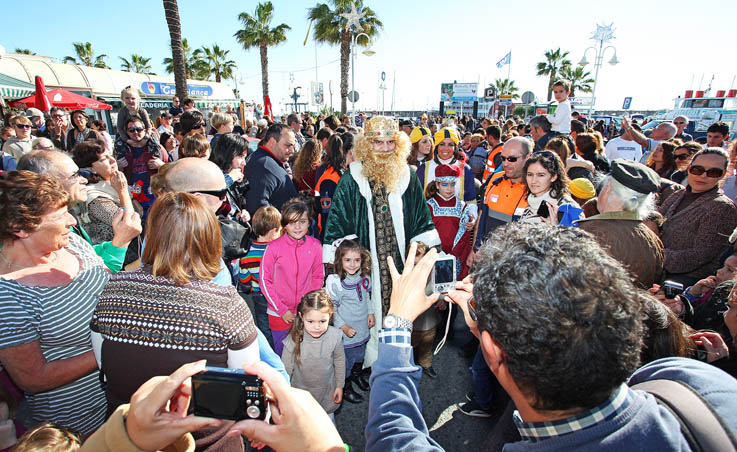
673, 115, 693, 142
528, 115, 555, 151
621, 116, 677, 164
577, 159, 664, 287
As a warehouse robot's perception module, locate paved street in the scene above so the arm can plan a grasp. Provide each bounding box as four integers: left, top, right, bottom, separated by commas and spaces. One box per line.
334, 310, 503, 451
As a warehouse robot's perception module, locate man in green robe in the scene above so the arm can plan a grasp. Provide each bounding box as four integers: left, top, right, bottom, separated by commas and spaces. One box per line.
323, 116, 440, 366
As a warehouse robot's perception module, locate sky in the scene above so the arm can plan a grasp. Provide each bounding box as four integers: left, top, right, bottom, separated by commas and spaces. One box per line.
3, 0, 737, 115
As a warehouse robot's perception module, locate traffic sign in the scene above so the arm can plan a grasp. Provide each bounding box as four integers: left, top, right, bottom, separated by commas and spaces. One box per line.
521, 91, 535, 104
623, 97, 632, 109
499, 98, 513, 106
484, 87, 497, 100
348, 90, 359, 102
570, 96, 593, 106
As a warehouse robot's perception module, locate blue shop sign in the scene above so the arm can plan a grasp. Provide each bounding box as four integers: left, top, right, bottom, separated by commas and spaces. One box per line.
140, 81, 213, 97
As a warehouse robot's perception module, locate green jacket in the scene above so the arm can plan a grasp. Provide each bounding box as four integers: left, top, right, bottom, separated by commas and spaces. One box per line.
71, 217, 126, 273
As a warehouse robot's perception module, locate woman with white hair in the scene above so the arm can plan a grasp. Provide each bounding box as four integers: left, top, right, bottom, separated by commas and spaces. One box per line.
577, 159, 665, 288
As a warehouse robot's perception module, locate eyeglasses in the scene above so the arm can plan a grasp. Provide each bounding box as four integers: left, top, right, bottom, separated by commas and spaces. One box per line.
188, 188, 228, 200
66, 169, 86, 181
689, 165, 725, 178
673, 121, 686, 125
193, 123, 206, 129
674, 153, 692, 161
499, 155, 520, 162
14, 124, 32, 129
127, 127, 144, 133
51, 114, 66, 119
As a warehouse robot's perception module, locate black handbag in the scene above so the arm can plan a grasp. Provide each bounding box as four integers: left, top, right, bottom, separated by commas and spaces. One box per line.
218, 217, 251, 261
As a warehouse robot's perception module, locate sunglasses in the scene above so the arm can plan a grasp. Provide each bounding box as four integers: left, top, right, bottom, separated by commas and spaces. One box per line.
127, 127, 144, 133
189, 188, 228, 200
689, 165, 725, 178
674, 153, 692, 161
499, 155, 520, 162
193, 123, 206, 129
15, 124, 32, 129
673, 121, 686, 125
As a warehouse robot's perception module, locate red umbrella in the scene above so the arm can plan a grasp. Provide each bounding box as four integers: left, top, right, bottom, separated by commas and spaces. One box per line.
33, 76, 51, 112
10, 88, 112, 110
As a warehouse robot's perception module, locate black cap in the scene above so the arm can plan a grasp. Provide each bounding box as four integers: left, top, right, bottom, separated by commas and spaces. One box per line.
610, 159, 660, 194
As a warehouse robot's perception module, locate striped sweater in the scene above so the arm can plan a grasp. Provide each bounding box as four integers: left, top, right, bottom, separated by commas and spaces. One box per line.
238, 241, 269, 293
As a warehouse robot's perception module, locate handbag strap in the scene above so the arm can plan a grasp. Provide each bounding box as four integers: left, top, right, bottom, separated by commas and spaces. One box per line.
632, 379, 737, 452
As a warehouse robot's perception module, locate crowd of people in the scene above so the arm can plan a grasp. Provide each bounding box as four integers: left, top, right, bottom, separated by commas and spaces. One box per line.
1, 79, 737, 452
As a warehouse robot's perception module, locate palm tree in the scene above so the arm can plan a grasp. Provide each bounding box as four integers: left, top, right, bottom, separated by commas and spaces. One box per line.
63, 42, 109, 68
14, 48, 35, 55
198, 44, 237, 83
492, 79, 520, 99
163, 0, 188, 102
162, 38, 207, 80
120, 54, 153, 74
536, 48, 571, 102
307, 0, 382, 115
234, 2, 291, 101
560, 66, 595, 98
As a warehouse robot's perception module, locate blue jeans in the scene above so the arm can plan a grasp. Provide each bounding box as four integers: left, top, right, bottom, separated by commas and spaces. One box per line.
471, 346, 507, 409
252, 294, 274, 351
344, 343, 367, 375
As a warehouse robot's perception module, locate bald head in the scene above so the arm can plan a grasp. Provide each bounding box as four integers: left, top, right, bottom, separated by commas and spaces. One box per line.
164, 158, 226, 212
654, 122, 677, 140
165, 158, 225, 192
17, 149, 65, 176
503, 136, 534, 157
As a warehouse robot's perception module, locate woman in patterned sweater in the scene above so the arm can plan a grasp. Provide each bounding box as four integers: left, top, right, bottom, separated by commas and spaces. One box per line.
91, 192, 259, 451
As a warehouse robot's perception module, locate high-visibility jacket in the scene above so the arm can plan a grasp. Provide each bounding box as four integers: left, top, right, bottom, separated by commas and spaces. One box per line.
482, 143, 504, 182
475, 172, 528, 248
315, 166, 342, 238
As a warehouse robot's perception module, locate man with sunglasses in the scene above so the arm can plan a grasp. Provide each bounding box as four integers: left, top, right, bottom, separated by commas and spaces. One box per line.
672, 115, 693, 143
2, 116, 34, 161
659, 148, 737, 285
41, 106, 70, 151
179, 110, 207, 137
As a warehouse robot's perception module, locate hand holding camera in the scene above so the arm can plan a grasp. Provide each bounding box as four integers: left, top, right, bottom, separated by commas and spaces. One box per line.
385, 243, 440, 323
648, 281, 685, 315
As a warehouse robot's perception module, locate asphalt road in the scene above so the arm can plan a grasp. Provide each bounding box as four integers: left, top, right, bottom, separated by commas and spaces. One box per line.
334, 309, 505, 452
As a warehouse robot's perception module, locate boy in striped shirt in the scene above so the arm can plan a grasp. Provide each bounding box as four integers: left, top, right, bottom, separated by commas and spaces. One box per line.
239, 206, 281, 350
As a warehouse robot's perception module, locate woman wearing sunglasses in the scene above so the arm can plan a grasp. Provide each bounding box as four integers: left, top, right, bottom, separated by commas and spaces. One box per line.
519, 151, 582, 226
669, 142, 702, 185
659, 148, 737, 286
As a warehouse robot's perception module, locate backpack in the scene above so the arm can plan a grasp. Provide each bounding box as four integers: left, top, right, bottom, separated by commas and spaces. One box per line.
631, 379, 737, 452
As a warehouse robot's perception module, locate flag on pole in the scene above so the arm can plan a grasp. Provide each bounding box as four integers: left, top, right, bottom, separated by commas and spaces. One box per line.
496, 52, 511, 69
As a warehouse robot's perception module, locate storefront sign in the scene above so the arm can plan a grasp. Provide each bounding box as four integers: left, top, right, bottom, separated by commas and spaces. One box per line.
140, 82, 213, 97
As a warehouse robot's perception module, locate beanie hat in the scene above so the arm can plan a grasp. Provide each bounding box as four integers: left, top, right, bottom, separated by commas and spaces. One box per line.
435, 164, 461, 182
569, 178, 596, 199
434, 127, 460, 147
409, 126, 431, 144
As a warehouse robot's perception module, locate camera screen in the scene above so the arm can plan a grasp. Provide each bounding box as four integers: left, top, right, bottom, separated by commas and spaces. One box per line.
193, 379, 246, 420
434, 258, 454, 284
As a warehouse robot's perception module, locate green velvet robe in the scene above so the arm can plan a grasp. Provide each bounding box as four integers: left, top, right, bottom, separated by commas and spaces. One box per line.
322, 161, 440, 366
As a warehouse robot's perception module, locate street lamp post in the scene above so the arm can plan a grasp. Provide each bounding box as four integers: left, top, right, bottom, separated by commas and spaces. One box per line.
578, 23, 619, 116
350, 32, 374, 124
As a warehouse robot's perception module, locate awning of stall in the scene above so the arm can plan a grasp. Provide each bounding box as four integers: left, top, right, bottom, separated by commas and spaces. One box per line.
0, 54, 238, 106
0, 73, 35, 99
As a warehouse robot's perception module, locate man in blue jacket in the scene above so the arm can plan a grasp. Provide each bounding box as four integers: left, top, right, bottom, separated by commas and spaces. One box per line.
244, 123, 298, 217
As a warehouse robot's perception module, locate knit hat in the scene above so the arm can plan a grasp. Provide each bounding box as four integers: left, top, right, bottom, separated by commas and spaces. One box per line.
409, 126, 431, 143
435, 164, 461, 182
569, 178, 596, 199
434, 127, 460, 147
610, 159, 660, 194
364, 116, 398, 138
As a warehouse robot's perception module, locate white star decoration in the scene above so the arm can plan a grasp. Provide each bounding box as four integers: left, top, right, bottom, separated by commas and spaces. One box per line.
591, 23, 615, 43
340, 3, 365, 33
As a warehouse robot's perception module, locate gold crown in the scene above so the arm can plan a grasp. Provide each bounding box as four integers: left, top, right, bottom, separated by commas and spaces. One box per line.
364, 116, 398, 137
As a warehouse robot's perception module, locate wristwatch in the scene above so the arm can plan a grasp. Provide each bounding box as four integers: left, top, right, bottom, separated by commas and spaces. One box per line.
383, 314, 413, 330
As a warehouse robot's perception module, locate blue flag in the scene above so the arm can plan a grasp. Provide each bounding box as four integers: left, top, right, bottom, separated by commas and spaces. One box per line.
496, 52, 511, 68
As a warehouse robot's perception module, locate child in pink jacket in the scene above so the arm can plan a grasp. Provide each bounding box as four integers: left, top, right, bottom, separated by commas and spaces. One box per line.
260, 199, 324, 356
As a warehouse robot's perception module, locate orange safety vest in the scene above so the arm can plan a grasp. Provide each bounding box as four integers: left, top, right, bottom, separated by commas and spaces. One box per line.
483, 172, 528, 223
315, 167, 342, 233
482, 143, 504, 182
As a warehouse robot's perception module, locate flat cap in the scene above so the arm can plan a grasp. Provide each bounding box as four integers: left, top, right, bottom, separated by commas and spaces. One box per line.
610, 159, 660, 194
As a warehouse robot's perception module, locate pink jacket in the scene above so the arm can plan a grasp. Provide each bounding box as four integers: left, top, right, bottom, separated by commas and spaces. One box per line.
260, 233, 324, 318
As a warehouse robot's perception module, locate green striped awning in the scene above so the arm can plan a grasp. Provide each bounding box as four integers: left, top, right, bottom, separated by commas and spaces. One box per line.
194, 99, 239, 108
99, 97, 238, 110
0, 73, 35, 99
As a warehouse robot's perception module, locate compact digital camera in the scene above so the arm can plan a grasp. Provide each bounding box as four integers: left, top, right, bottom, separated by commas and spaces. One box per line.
663, 280, 685, 299
432, 255, 456, 294
191, 367, 267, 421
